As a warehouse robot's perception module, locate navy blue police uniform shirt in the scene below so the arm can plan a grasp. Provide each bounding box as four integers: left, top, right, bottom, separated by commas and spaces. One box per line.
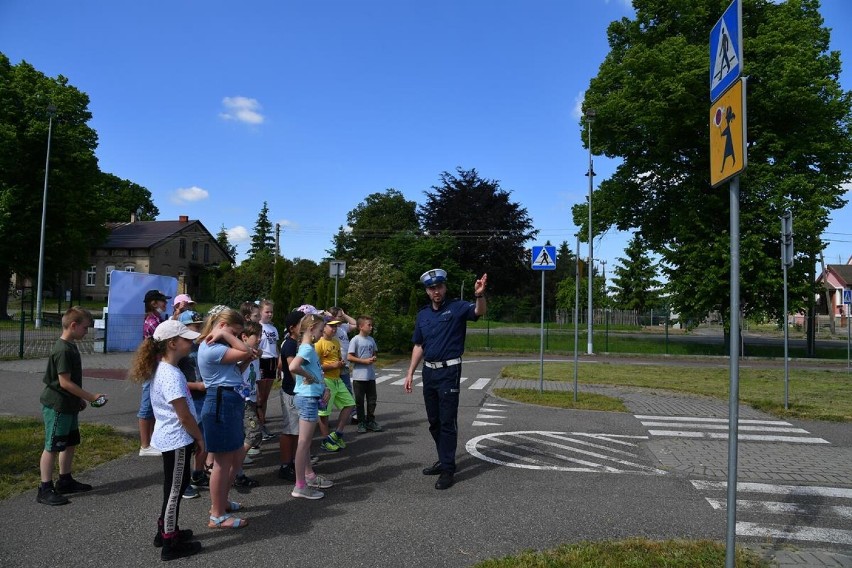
412, 299, 479, 362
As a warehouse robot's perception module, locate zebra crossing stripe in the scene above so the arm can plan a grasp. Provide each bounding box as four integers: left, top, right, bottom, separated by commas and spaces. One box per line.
647, 430, 829, 444
704, 498, 852, 519
390, 377, 407, 386
691, 480, 852, 499
641, 422, 810, 434
374, 374, 397, 384
469, 378, 490, 390
636, 415, 792, 426
735, 522, 852, 546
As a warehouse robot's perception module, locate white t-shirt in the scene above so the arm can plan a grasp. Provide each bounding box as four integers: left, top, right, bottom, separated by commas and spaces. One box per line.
151, 362, 198, 452
335, 323, 351, 362
259, 322, 280, 359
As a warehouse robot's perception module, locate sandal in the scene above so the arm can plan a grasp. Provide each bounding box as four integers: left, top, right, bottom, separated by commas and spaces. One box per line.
209, 501, 242, 514
208, 513, 247, 529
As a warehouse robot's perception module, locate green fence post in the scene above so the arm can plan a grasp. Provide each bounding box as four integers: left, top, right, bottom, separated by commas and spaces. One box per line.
19, 304, 25, 359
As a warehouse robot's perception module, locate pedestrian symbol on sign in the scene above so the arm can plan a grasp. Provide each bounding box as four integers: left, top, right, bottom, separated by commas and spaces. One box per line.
531, 246, 556, 271
843, 289, 852, 305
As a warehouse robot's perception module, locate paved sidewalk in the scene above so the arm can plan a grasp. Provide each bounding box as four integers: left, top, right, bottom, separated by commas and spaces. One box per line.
494, 377, 852, 567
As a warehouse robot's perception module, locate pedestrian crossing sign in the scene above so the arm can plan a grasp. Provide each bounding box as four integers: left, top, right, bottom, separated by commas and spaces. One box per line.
531, 246, 556, 270
710, 0, 742, 102
843, 289, 852, 305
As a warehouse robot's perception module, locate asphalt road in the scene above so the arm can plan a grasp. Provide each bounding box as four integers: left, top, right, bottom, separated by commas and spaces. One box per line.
0, 355, 849, 567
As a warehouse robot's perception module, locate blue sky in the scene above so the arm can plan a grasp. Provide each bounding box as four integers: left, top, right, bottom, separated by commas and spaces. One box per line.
1, 0, 850, 275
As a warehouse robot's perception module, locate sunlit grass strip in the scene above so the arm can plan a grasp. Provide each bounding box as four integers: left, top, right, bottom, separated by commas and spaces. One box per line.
502, 363, 852, 422
0, 416, 137, 499
473, 539, 768, 568
492, 388, 628, 413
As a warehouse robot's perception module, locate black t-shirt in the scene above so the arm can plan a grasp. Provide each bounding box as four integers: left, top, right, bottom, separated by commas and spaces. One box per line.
280, 336, 298, 396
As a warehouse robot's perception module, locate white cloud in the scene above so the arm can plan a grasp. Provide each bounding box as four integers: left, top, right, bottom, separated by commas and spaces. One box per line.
604, 0, 634, 10
571, 91, 585, 121
277, 219, 297, 230
170, 186, 209, 204
219, 96, 265, 125
227, 225, 250, 243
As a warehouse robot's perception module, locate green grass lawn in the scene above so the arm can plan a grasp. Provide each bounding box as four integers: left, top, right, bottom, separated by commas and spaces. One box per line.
0, 417, 137, 499
492, 388, 628, 412
473, 539, 767, 567
502, 362, 852, 421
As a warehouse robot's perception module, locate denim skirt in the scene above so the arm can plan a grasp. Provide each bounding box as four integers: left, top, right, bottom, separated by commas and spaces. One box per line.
201, 387, 243, 453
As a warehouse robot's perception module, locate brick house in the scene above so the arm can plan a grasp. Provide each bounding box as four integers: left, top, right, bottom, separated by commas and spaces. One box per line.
817, 256, 852, 326
79, 215, 233, 302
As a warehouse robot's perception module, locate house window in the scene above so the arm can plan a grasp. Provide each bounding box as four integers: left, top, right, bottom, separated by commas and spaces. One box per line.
191, 241, 198, 261
179, 238, 186, 259
86, 266, 96, 287
124, 266, 135, 272
204, 243, 210, 263
105, 265, 115, 287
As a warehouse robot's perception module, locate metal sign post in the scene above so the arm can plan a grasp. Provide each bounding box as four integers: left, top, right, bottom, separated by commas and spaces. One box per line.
573, 236, 580, 402
844, 289, 852, 373
329, 260, 346, 306
710, 2, 745, 565
781, 211, 794, 408
531, 246, 556, 393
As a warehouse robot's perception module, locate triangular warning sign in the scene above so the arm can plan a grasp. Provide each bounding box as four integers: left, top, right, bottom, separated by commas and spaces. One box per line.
533, 248, 555, 267
711, 19, 739, 90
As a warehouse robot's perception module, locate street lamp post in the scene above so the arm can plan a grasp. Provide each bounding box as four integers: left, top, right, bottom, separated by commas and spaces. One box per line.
35, 104, 56, 329
585, 108, 596, 354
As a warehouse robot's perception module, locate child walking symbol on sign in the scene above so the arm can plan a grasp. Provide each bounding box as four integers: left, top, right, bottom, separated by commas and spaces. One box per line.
720, 105, 736, 172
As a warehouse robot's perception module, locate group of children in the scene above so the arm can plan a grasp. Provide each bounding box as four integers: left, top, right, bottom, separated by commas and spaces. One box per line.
37, 300, 381, 562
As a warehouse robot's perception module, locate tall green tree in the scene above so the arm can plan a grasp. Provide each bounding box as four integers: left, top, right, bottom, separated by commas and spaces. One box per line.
328, 189, 420, 260
247, 201, 275, 259
419, 168, 538, 296
609, 233, 662, 312
0, 54, 106, 318
575, 0, 852, 338
94, 172, 159, 222
216, 224, 237, 266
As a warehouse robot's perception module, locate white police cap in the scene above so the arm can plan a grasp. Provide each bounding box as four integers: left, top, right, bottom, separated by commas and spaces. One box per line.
420, 268, 447, 287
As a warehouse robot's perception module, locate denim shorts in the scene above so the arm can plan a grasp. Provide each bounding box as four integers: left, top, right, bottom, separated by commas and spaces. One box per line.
294, 395, 319, 423
137, 380, 154, 419
201, 387, 244, 453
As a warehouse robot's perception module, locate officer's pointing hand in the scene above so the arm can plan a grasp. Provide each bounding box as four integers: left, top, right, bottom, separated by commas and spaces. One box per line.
474, 273, 488, 296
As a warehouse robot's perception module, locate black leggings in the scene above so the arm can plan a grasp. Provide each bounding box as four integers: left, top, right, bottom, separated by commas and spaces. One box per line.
160, 444, 192, 535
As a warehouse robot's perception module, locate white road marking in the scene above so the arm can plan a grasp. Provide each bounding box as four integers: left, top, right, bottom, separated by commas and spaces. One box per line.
469, 378, 491, 390
472, 421, 503, 427
647, 430, 829, 443
691, 480, 852, 499
736, 522, 852, 546
641, 422, 810, 434
466, 431, 666, 475
636, 415, 792, 426
704, 498, 852, 519
374, 374, 397, 384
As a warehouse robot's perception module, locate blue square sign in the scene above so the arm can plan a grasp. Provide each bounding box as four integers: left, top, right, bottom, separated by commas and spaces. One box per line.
710, 0, 743, 102
531, 246, 556, 271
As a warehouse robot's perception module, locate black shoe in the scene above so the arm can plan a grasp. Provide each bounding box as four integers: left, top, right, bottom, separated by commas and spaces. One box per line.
56, 478, 92, 493
422, 461, 442, 476
154, 528, 194, 548
161, 538, 202, 561
37, 486, 69, 506
189, 472, 209, 489
233, 474, 260, 488
278, 464, 296, 482
435, 472, 454, 490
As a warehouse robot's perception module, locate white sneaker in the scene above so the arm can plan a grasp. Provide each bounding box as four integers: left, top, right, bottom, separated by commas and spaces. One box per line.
243, 455, 254, 465
247, 447, 261, 457
306, 474, 333, 489
291, 485, 324, 500
139, 446, 161, 457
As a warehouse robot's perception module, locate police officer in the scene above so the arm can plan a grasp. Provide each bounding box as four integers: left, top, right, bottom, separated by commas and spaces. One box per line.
404, 268, 488, 490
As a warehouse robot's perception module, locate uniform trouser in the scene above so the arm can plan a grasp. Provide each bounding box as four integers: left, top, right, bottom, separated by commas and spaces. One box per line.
422, 365, 461, 474
160, 444, 192, 535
